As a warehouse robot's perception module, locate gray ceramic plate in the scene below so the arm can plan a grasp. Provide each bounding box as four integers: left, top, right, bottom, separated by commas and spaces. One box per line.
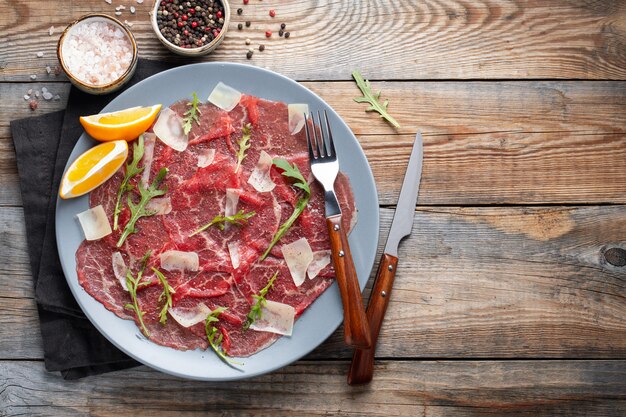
56, 62, 379, 381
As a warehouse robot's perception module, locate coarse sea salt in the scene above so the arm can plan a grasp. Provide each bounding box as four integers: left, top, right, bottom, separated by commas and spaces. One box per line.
62, 21, 133, 86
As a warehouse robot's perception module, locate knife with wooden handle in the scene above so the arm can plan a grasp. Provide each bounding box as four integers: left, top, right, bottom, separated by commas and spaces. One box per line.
347, 132, 423, 385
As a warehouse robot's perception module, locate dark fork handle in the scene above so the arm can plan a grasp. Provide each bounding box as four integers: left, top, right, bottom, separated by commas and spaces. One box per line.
326, 215, 371, 349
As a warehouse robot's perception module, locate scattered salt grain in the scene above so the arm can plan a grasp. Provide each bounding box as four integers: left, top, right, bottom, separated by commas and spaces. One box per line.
105, 0, 112, 3
42, 87, 48, 93
115, 11, 122, 15
23, 95, 30, 100
30, 74, 37, 80
130, 6, 136, 13
46, 66, 52, 75
61, 20, 133, 86
43, 92, 54, 100
48, 26, 55, 36
136, 0, 143, 4
124, 20, 133, 27
35, 91, 40, 98
53, 95, 61, 101
27, 89, 33, 95
36, 51, 44, 58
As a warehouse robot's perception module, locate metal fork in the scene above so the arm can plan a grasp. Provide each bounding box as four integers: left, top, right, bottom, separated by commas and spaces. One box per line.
304, 111, 372, 350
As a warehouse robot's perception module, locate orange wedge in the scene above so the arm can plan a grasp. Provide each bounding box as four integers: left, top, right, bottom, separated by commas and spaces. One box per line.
79, 104, 162, 142
60, 140, 129, 199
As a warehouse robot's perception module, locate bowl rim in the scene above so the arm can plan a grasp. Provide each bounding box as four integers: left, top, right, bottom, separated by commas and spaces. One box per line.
149, 0, 230, 55
57, 13, 139, 91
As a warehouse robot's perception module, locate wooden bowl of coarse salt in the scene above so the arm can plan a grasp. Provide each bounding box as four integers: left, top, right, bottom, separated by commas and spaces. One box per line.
57, 14, 138, 95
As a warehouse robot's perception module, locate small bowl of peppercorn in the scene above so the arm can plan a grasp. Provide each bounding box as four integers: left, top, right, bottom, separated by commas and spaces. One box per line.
151, 0, 230, 56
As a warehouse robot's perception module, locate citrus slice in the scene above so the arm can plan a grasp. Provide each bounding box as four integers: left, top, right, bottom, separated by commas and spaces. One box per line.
60, 140, 129, 199
79, 104, 162, 142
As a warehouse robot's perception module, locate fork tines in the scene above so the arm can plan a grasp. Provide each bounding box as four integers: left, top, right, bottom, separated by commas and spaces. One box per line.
304, 110, 337, 161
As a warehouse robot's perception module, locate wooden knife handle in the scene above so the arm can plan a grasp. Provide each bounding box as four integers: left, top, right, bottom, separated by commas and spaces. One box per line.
326, 215, 371, 349
347, 252, 398, 385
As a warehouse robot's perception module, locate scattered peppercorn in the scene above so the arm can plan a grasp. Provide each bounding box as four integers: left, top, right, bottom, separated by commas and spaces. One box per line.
237, 8, 243, 15
245, 20, 251, 27
280, 23, 286, 29
243, 0, 248, 3
279, 29, 284, 37
29, 100, 38, 111
259, 44, 265, 51
285, 31, 290, 38
269, 9, 276, 17
238, 23, 243, 30
246, 50, 253, 59
265, 30, 272, 37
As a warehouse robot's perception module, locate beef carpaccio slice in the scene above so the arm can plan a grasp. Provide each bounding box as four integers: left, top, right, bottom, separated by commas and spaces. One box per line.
75, 94, 357, 357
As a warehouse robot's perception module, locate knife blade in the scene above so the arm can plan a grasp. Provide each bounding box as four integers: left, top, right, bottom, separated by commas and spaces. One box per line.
347, 131, 423, 385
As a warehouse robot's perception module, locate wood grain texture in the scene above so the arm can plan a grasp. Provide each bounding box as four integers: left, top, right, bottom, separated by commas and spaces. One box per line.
2, 0, 626, 81
2, 206, 624, 360
1, 360, 625, 416
2, 81, 625, 206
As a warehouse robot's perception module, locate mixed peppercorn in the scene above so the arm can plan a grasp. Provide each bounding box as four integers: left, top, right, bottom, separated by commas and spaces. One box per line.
156, 0, 226, 49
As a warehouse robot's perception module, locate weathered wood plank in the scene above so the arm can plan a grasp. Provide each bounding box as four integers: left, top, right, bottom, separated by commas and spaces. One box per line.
2, 81, 625, 206
2, 206, 624, 360
2, 0, 626, 81
1, 360, 625, 416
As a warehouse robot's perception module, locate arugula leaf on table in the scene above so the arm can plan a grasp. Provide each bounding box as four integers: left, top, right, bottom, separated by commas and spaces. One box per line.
243, 271, 278, 331
205, 307, 243, 366
116, 167, 168, 247
190, 210, 256, 237
260, 159, 311, 260
235, 123, 252, 173
124, 251, 152, 337
152, 267, 175, 325
182, 92, 202, 136
351, 70, 401, 129
113, 135, 145, 230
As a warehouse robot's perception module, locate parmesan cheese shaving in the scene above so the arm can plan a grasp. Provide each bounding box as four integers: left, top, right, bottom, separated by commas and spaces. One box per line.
225, 188, 240, 219
208, 82, 242, 112
247, 150, 276, 192
159, 250, 199, 272
145, 196, 172, 215
153, 107, 188, 152
250, 300, 296, 336
169, 303, 211, 328
139, 132, 156, 187
288, 103, 309, 135
228, 242, 240, 269
111, 252, 129, 291
77, 205, 112, 241
307, 250, 331, 280
281, 237, 314, 287
197, 148, 216, 168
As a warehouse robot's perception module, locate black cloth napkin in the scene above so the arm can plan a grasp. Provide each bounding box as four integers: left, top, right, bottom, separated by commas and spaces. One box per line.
10, 59, 178, 379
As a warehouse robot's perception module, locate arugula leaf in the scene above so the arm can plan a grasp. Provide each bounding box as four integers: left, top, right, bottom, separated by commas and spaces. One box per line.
182, 92, 202, 135
260, 160, 311, 260
351, 70, 400, 129
124, 251, 152, 337
205, 307, 243, 366
117, 167, 168, 247
235, 123, 252, 173
113, 135, 145, 230
243, 271, 278, 331
152, 267, 175, 325
190, 210, 256, 237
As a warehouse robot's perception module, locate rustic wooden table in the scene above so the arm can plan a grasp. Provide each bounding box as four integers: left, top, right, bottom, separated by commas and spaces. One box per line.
1, 1, 625, 415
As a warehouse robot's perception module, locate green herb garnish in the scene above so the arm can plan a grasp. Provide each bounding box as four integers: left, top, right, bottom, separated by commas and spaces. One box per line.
260, 159, 310, 260
235, 123, 252, 173
113, 135, 145, 230
182, 92, 202, 135
243, 271, 278, 331
152, 267, 175, 325
124, 251, 152, 337
117, 167, 168, 247
190, 210, 256, 237
351, 70, 400, 129
205, 307, 243, 366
